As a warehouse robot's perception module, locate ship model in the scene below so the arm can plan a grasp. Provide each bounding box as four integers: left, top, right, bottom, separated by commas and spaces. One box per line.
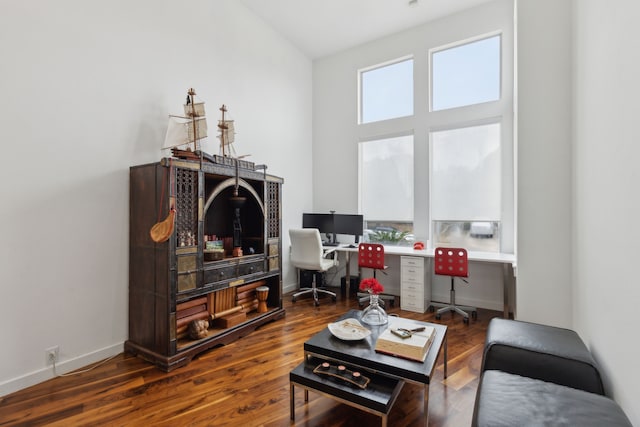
163, 88, 207, 160
163, 89, 254, 169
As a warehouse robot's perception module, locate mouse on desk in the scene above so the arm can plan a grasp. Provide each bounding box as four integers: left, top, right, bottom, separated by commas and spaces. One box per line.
347, 244, 357, 248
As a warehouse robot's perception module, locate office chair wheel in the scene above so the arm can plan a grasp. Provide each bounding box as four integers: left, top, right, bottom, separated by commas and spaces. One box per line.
332, 296, 337, 302
292, 296, 297, 303
435, 313, 441, 320
472, 311, 478, 320
314, 299, 319, 307
429, 306, 435, 313
463, 316, 469, 325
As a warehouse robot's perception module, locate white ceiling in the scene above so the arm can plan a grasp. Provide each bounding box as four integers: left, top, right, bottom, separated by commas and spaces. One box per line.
240, 0, 496, 59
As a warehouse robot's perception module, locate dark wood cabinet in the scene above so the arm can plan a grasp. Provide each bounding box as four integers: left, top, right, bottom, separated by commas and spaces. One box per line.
126, 157, 284, 371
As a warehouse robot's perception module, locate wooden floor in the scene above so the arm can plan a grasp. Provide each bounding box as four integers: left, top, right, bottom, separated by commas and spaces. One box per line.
0, 290, 501, 427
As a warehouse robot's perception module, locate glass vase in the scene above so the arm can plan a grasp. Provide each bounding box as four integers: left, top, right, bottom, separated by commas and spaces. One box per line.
361, 294, 388, 326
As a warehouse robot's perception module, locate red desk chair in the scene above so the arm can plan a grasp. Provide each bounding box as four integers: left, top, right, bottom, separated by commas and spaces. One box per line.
357, 243, 394, 307
431, 247, 477, 324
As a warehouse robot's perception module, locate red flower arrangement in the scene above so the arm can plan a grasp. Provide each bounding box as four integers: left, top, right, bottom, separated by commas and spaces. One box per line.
359, 277, 384, 295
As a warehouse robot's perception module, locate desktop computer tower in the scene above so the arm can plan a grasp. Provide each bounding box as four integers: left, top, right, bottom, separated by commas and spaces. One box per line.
299, 270, 326, 288
341, 275, 360, 296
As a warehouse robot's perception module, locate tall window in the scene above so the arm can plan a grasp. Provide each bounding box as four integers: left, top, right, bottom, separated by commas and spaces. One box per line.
359, 135, 414, 244
359, 57, 413, 124
427, 33, 505, 251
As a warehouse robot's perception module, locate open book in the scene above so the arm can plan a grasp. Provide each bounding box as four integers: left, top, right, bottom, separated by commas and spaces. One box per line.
374, 323, 436, 362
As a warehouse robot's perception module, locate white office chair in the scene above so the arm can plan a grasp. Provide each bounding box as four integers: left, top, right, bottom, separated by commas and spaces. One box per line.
289, 228, 337, 306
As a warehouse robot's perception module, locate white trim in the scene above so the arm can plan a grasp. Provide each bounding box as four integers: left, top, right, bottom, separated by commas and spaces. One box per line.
0, 343, 123, 397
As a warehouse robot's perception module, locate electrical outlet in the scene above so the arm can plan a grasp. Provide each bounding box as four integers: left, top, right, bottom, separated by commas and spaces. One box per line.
45, 346, 59, 365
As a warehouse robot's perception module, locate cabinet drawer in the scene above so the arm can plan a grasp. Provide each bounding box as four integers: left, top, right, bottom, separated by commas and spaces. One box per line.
401, 266, 424, 284
401, 256, 424, 269
401, 290, 422, 301
238, 260, 264, 277
204, 265, 237, 284
401, 281, 423, 293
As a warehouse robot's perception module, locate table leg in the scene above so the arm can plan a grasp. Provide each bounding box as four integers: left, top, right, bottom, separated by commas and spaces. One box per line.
345, 250, 351, 294
503, 263, 515, 318
444, 334, 448, 379
423, 383, 430, 427
290, 383, 295, 420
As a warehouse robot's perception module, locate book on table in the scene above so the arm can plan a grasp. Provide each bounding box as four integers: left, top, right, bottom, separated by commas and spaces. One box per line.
374, 323, 436, 362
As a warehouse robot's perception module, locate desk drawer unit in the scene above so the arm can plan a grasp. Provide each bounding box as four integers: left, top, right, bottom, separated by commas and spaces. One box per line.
400, 256, 427, 313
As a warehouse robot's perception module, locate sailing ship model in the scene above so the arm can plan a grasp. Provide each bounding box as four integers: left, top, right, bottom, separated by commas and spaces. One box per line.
163, 88, 208, 160
163, 89, 254, 169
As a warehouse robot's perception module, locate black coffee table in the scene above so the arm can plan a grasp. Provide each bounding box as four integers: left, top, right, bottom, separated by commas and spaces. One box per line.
303, 310, 447, 426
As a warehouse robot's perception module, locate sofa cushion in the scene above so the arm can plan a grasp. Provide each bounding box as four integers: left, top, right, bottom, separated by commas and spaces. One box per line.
472, 370, 632, 427
482, 318, 604, 394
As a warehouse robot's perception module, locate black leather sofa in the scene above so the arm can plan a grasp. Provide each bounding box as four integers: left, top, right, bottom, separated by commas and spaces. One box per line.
472, 318, 632, 426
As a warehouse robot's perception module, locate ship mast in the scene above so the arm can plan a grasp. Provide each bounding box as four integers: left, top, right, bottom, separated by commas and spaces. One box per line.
188, 88, 198, 151
219, 104, 228, 157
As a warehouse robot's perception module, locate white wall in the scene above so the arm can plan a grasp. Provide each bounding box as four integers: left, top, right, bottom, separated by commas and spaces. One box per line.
0, 0, 312, 395
572, 1, 640, 424
312, 0, 514, 310
515, 1, 573, 326
517, 0, 639, 423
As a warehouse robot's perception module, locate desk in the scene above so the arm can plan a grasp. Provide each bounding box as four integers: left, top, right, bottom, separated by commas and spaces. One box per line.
334, 245, 516, 318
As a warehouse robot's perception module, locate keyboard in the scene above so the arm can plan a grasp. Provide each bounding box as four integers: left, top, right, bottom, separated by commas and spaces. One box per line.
323, 242, 339, 247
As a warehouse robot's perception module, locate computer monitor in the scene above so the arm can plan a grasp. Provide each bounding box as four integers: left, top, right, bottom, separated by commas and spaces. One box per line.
302, 213, 336, 244
333, 214, 364, 243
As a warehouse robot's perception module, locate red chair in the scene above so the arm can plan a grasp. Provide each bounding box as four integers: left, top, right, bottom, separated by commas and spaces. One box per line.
357, 243, 394, 307
358, 243, 386, 276
431, 247, 477, 324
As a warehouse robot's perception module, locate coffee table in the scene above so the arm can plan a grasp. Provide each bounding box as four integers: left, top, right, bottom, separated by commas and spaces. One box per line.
302, 310, 447, 426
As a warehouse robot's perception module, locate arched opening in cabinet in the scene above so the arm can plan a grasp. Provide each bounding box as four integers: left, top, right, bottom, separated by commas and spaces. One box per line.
203, 177, 265, 260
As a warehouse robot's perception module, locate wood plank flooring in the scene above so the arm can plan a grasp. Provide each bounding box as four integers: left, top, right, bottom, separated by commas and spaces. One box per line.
0, 290, 501, 426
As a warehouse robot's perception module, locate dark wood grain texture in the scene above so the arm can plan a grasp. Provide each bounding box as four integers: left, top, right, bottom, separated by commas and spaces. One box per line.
0, 292, 500, 426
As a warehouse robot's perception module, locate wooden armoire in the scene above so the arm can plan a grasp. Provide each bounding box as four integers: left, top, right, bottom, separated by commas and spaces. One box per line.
126, 156, 284, 371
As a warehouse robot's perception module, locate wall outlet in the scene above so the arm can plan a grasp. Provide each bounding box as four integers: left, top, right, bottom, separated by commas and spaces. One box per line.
45, 346, 59, 365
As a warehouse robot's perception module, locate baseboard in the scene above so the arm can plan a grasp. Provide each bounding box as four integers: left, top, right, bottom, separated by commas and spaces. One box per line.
283, 282, 297, 294
0, 342, 123, 397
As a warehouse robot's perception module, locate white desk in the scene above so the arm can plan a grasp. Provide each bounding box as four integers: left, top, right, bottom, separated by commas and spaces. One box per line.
334, 245, 517, 318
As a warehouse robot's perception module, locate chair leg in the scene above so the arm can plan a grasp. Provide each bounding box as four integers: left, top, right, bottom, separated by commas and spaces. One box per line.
433, 277, 476, 323
292, 271, 336, 306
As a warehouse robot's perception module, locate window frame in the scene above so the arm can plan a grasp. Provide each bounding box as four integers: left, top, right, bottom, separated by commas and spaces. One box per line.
352, 19, 514, 253
429, 32, 503, 112
357, 55, 414, 125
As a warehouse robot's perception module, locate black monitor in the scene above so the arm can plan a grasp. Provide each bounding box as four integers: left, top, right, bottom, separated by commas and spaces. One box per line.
334, 214, 364, 243
302, 213, 336, 244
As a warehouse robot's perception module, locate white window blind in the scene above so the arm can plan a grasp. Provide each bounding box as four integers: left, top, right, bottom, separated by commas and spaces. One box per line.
430, 123, 501, 221
359, 135, 414, 222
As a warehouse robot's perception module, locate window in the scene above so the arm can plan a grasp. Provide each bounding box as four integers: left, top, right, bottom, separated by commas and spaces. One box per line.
430, 123, 502, 251
431, 35, 501, 111
359, 57, 413, 124
353, 17, 513, 253
359, 135, 414, 245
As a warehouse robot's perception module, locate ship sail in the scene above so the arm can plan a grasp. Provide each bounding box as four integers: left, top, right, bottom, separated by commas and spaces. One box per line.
163, 116, 208, 150
217, 105, 236, 157
163, 89, 207, 152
